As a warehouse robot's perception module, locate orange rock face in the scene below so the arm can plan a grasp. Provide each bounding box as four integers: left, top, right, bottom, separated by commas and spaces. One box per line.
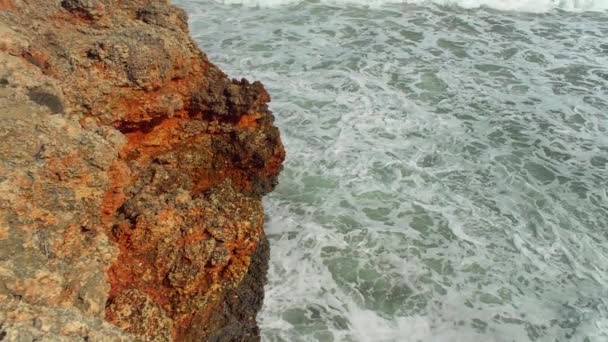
0, 1, 284, 341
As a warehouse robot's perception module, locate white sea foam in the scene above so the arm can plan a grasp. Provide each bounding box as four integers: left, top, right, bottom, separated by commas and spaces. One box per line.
178, 0, 608, 340
215, 0, 608, 12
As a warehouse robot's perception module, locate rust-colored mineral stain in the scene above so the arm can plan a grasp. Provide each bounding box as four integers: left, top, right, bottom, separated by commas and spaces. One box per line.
237, 113, 262, 129
123, 118, 183, 149
0, 0, 13, 10
107, 252, 174, 308
22, 49, 51, 73
183, 228, 207, 245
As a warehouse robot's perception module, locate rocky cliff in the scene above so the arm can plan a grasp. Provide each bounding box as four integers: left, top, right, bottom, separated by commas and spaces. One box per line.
0, 0, 285, 340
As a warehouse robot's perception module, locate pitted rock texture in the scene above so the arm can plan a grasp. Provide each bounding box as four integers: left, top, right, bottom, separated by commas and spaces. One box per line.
0, 1, 285, 341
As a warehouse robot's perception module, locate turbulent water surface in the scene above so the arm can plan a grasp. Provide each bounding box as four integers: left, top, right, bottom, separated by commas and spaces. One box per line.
176, 0, 608, 340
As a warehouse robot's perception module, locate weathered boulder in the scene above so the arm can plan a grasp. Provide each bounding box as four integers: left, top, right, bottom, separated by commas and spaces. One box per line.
0, 0, 285, 340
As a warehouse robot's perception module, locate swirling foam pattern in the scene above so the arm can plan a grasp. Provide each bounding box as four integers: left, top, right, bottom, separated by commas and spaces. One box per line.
213, 0, 608, 12
177, 0, 608, 340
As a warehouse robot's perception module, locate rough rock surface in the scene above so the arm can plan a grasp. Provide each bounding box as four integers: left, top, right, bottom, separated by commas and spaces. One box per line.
0, 1, 285, 341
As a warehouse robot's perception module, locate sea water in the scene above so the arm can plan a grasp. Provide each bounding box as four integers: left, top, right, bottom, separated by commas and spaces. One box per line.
175, 0, 608, 340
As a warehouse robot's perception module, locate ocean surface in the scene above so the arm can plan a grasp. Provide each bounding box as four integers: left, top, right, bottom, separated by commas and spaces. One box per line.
175, 0, 608, 340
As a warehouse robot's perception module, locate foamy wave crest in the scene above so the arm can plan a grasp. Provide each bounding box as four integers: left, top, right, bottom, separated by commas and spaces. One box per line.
216, 0, 608, 12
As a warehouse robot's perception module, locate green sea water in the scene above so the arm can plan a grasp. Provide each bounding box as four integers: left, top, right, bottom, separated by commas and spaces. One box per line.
177, 0, 608, 340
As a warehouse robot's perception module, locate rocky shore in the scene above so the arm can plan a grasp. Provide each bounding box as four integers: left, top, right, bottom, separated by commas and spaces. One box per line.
0, 0, 285, 340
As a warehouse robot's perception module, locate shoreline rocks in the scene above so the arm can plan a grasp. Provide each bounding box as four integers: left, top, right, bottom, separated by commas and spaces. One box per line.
0, 1, 285, 340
